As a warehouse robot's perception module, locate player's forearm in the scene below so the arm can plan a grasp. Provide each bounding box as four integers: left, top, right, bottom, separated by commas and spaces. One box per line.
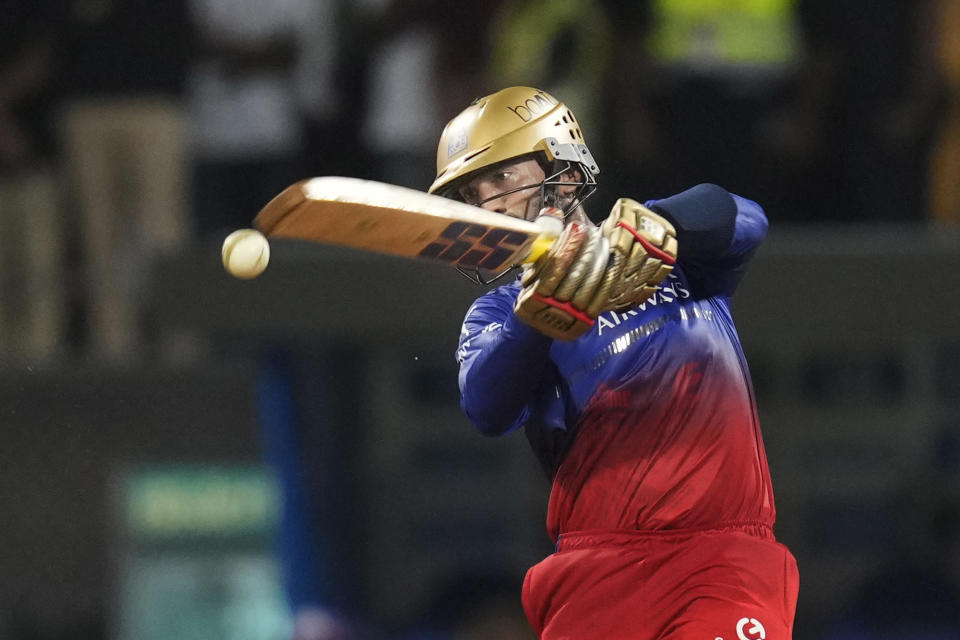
458, 313, 554, 436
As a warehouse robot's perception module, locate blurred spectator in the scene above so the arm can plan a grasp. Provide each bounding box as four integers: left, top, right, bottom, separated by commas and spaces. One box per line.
0, 1, 65, 363
930, 0, 960, 225
353, 1, 455, 190
186, 0, 314, 239
487, 0, 612, 160
782, 0, 946, 223
598, 0, 805, 217
293, 2, 365, 182
354, 2, 511, 190
429, 4, 505, 130
55, 0, 192, 363
0, 3, 57, 167
593, 2, 658, 205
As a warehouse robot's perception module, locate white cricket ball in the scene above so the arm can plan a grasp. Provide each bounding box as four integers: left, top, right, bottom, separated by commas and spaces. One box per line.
222, 229, 270, 279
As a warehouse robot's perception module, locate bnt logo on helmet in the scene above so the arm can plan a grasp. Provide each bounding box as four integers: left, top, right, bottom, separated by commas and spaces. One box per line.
506, 91, 558, 122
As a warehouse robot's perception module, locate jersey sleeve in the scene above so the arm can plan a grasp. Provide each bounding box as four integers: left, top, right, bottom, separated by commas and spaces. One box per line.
647, 183, 768, 298
456, 283, 557, 436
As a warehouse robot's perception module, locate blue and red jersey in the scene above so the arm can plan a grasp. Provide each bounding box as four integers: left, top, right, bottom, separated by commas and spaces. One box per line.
456, 185, 774, 541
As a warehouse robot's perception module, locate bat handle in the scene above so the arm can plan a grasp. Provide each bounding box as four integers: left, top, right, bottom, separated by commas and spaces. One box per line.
525, 234, 556, 264
524, 213, 564, 264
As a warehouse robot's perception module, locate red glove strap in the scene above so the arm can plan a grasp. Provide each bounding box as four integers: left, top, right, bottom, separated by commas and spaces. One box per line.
531, 293, 596, 327
616, 221, 677, 265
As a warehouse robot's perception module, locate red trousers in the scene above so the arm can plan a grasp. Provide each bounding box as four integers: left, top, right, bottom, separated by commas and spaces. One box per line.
522, 525, 799, 640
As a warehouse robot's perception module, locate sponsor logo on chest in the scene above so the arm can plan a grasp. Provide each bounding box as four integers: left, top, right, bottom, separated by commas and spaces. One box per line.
596, 273, 691, 336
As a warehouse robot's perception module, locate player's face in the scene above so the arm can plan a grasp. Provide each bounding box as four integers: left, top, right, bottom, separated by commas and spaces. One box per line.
457, 158, 547, 221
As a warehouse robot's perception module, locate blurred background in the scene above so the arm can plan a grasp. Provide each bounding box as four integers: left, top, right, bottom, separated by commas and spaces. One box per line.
1, 0, 959, 638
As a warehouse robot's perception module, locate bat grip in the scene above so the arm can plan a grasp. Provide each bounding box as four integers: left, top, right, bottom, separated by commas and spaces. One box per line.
525, 213, 564, 264
525, 234, 556, 264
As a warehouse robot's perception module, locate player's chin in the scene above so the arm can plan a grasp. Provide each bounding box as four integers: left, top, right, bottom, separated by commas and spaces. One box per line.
521, 201, 545, 221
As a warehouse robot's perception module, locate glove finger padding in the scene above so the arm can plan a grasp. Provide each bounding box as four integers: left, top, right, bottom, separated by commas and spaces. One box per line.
516, 222, 611, 340
522, 220, 588, 295
515, 199, 679, 340
554, 226, 608, 302
599, 198, 678, 310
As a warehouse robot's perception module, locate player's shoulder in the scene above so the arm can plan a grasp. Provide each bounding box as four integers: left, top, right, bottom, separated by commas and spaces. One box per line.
465, 278, 522, 319
479, 277, 523, 302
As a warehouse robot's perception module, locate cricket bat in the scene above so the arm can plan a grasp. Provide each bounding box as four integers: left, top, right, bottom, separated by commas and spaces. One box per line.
253, 177, 560, 271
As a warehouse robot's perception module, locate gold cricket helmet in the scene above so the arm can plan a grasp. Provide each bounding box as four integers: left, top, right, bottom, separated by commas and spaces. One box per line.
428, 86, 599, 198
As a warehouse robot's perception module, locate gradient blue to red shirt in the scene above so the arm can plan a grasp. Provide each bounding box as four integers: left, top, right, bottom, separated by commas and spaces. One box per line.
456, 187, 772, 539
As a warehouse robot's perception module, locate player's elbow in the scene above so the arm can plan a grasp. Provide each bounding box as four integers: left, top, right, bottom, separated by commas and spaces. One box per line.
458, 364, 515, 436
460, 396, 515, 437
731, 193, 770, 243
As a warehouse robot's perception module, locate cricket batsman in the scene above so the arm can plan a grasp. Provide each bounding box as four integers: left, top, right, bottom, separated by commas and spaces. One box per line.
430, 86, 799, 639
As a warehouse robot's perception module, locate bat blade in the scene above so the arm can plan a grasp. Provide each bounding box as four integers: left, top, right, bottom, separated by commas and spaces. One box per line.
253, 177, 555, 271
